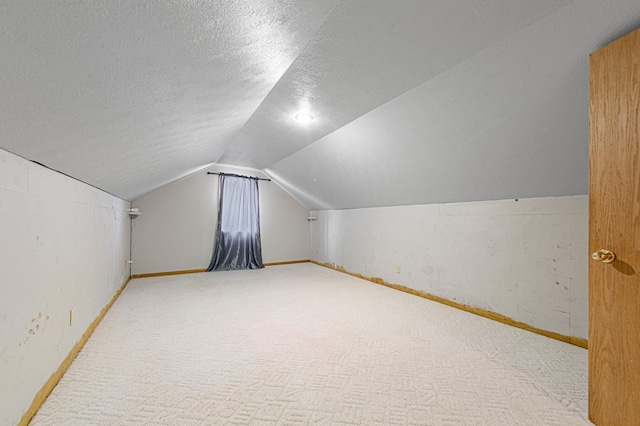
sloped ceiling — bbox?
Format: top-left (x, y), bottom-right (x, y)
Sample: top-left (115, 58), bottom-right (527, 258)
top-left (1, 1), bottom-right (640, 208)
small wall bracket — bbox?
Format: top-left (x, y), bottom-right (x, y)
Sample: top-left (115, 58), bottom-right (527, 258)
top-left (128, 208), bottom-right (142, 218)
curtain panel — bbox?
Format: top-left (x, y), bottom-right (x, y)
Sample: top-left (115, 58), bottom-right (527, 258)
top-left (207, 174), bottom-right (264, 271)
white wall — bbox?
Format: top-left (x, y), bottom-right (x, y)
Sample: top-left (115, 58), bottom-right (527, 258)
top-left (131, 165), bottom-right (309, 275)
top-left (0, 148), bottom-right (131, 426)
top-left (311, 195), bottom-right (588, 339)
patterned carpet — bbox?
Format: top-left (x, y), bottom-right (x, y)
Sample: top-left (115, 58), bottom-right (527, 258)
top-left (31, 263), bottom-right (591, 425)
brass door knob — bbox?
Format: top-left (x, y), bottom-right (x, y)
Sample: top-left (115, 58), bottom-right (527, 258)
top-left (591, 249), bottom-right (616, 263)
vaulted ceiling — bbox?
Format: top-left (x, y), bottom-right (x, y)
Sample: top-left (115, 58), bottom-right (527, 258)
top-left (2, 1), bottom-right (640, 209)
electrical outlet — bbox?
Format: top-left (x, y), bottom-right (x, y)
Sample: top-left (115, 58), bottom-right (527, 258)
top-left (69, 309), bottom-right (74, 326)
top-left (396, 265), bottom-right (401, 273)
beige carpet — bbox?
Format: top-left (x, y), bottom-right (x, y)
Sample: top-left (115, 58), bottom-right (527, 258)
top-left (31, 263), bottom-right (591, 425)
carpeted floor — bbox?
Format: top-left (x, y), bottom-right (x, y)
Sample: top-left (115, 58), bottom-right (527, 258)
top-left (31, 263), bottom-right (591, 425)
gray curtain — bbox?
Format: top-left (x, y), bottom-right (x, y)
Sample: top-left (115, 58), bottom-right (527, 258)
top-left (207, 174), bottom-right (264, 271)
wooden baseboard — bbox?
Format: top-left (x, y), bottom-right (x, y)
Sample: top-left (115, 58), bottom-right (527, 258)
top-left (311, 260), bottom-right (588, 349)
top-left (264, 259), bottom-right (310, 267)
top-left (131, 269), bottom-right (207, 279)
top-left (18, 275), bottom-right (132, 426)
top-left (131, 261), bottom-right (310, 278)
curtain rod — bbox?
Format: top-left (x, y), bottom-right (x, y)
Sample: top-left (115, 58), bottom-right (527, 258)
top-left (207, 171), bottom-right (271, 182)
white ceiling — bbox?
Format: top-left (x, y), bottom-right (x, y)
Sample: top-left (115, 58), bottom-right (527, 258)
top-left (2, 1), bottom-right (640, 208)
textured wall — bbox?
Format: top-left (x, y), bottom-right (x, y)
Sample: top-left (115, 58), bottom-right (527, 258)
top-left (131, 165), bottom-right (309, 275)
top-left (311, 195), bottom-right (588, 339)
top-left (0, 148), bottom-right (131, 426)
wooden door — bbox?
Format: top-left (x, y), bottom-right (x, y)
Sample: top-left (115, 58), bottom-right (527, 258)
top-left (589, 27), bottom-right (640, 426)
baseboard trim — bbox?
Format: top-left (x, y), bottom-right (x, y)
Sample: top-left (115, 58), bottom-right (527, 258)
top-left (131, 269), bottom-right (207, 279)
top-left (18, 275), bottom-right (132, 426)
top-left (264, 259), bottom-right (310, 267)
top-left (131, 261), bottom-right (311, 278)
top-left (311, 261), bottom-right (588, 349)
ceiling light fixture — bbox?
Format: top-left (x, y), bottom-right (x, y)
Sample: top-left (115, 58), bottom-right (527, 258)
top-left (295, 113), bottom-right (314, 123)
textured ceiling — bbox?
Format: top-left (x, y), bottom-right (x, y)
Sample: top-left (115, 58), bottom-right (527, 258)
top-left (1, 1), bottom-right (640, 207)
top-left (0, 0), bottom-right (339, 200)
top-left (217, 0), bottom-right (571, 169)
top-left (268, 0), bottom-right (640, 209)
